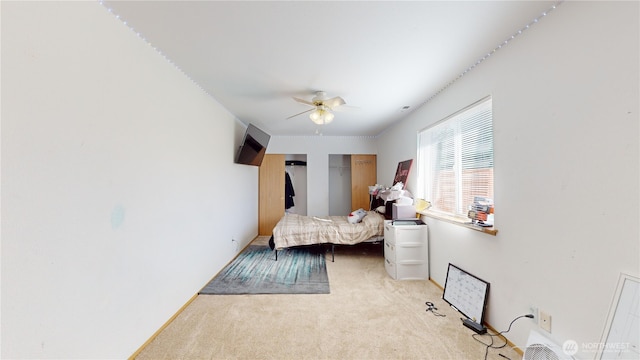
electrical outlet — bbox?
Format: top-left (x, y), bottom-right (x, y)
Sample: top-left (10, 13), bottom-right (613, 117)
top-left (540, 310), bottom-right (552, 332)
top-left (529, 306), bottom-right (538, 323)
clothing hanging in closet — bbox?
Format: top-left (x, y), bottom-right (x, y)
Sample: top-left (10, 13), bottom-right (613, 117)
top-left (285, 171), bottom-right (295, 209)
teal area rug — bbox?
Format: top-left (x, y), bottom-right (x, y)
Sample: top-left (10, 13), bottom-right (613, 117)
top-left (199, 245), bottom-right (330, 295)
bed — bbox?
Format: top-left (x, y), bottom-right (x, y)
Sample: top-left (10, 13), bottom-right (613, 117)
top-left (269, 210), bottom-right (385, 261)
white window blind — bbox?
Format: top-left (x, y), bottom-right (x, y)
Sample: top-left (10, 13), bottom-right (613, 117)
top-left (417, 96), bottom-right (493, 218)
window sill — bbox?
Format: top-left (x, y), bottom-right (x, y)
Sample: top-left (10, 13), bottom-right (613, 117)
top-left (418, 210), bottom-right (498, 236)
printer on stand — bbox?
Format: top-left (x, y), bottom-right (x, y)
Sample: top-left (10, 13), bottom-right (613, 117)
top-left (392, 202), bottom-right (417, 220)
top-left (372, 183), bottom-right (416, 220)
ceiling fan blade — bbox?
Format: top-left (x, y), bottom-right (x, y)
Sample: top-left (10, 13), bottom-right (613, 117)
top-left (332, 104), bottom-right (360, 112)
top-left (292, 97), bottom-right (315, 106)
top-left (286, 108), bottom-right (313, 119)
top-left (324, 96), bottom-right (346, 109)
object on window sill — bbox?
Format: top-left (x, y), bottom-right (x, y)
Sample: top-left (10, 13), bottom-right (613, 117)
top-left (414, 199), bottom-right (431, 212)
top-left (419, 209), bottom-right (498, 236)
top-left (467, 196), bottom-right (494, 227)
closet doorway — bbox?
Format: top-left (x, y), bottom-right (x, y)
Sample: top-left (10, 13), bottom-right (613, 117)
top-left (285, 154), bottom-right (307, 216)
top-left (329, 155), bottom-right (352, 216)
top-left (258, 154), bottom-right (307, 236)
top-left (329, 154), bottom-right (376, 216)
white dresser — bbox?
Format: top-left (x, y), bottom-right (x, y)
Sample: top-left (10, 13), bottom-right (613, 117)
top-left (384, 219), bottom-right (429, 280)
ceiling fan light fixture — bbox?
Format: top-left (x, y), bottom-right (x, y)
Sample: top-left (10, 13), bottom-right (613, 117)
top-left (310, 108), bottom-right (334, 125)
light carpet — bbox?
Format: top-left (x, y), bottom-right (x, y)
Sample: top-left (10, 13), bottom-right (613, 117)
top-left (135, 237), bottom-right (523, 360)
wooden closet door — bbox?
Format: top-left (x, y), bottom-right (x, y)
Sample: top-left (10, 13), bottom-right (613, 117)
top-left (259, 154), bottom-right (285, 236)
top-left (351, 154), bottom-right (377, 211)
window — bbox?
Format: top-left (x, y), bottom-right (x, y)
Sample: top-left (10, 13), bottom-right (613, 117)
top-left (417, 96), bottom-right (493, 220)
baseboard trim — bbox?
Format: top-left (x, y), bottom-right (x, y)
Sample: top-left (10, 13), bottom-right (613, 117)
top-left (128, 292), bottom-right (199, 360)
top-left (129, 236), bottom-right (259, 359)
top-left (484, 322), bottom-right (524, 356)
top-left (428, 278), bottom-right (523, 356)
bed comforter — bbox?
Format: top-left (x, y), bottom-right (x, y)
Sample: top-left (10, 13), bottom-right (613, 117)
top-left (272, 211), bottom-right (385, 250)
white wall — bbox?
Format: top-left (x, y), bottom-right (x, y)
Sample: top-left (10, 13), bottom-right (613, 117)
top-left (377, 2), bottom-right (639, 358)
top-left (4, 1), bottom-right (637, 359)
top-left (268, 136), bottom-right (377, 216)
top-left (1, 2), bottom-right (258, 358)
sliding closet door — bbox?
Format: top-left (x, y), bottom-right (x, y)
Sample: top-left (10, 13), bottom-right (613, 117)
top-left (351, 154), bottom-right (376, 211)
top-left (259, 154), bottom-right (285, 236)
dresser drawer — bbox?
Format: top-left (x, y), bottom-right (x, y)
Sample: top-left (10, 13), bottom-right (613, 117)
top-left (385, 257), bottom-right (397, 279)
top-left (385, 240), bottom-right (427, 262)
top-left (384, 222), bottom-right (427, 245)
top-left (394, 242), bottom-right (427, 262)
top-left (384, 240), bottom-right (396, 260)
top-left (386, 258), bottom-right (429, 280)
top-left (383, 220), bottom-right (429, 280)
top-left (395, 260), bottom-right (429, 280)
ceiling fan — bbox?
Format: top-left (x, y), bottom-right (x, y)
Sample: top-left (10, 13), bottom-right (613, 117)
top-left (286, 91), bottom-right (347, 125)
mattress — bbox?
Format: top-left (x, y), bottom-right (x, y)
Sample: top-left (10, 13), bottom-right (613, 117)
top-left (272, 211), bottom-right (385, 250)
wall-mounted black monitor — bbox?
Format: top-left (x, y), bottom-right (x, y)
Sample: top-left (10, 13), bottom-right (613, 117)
top-left (235, 123), bottom-right (270, 166)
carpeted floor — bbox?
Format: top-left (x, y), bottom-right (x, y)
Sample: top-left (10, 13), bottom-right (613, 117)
top-left (199, 245), bottom-right (329, 295)
top-left (134, 237), bottom-right (523, 360)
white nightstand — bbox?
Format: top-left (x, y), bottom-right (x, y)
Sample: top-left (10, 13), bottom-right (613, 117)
top-left (384, 219), bottom-right (429, 280)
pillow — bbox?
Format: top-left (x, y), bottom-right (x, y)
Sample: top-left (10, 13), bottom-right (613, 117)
top-left (348, 208), bottom-right (367, 224)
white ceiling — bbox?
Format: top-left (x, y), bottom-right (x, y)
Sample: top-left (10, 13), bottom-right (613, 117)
top-left (101, 1), bottom-right (556, 137)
